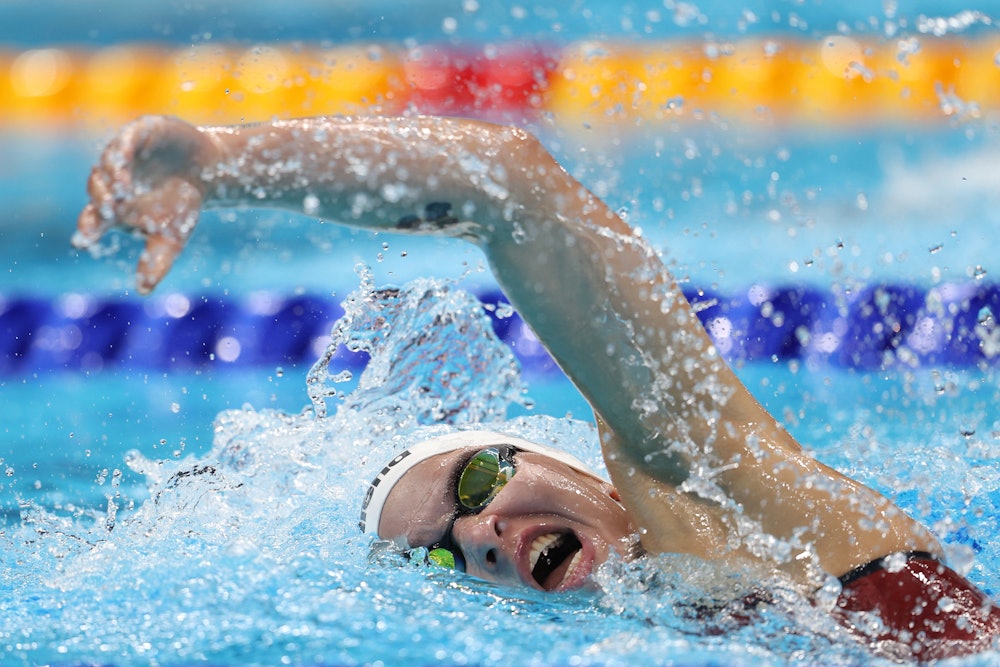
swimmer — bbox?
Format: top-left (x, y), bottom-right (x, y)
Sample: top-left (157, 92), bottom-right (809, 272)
top-left (74, 115), bottom-right (1000, 660)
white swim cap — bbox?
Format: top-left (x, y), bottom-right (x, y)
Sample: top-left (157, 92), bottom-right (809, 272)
top-left (358, 429), bottom-right (603, 535)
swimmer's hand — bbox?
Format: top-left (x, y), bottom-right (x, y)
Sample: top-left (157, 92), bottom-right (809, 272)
top-left (73, 115), bottom-right (221, 294)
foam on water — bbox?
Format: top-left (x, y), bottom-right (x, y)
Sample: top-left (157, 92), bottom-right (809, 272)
top-left (2, 276), bottom-right (1000, 665)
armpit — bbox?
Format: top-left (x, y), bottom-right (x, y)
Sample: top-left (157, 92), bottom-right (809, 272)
top-left (395, 201), bottom-right (481, 241)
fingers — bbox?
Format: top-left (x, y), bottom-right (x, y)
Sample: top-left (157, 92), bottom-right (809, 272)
top-left (72, 204), bottom-right (104, 249)
top-left (136, 234), bottom-right (184, 295)
top-left (132, 178), bottom-right (203, 294)
top-left (74, 167), bottom-right (117, 248)
top-left (74, 117), bottom-right (208, 294)
top-left (75, 117), bottom-right (158, 248)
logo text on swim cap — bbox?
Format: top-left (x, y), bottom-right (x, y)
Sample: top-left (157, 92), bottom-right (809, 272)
top-left (358, 449), bottom-right (412, 532)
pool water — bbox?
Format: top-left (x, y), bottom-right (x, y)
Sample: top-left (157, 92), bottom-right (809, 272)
top-left (3, 276), bottom-right (1000, 666)
top-left (5, 0), bottom-right (1000, 664)
top-left (0, 274), bottom-right (1000, 664)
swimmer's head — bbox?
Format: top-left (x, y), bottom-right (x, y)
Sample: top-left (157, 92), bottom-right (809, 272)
top-left (360, 430), bottom-right (637, 591)
top-left (358, 430), bottom-right (599, 534)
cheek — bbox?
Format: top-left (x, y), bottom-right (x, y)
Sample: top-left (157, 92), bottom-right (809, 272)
top-left (542, 479), bottom-right (620, 520)
top-left (381, 487), bottom-right (451, 545)
top-left (573, 486), bottom-right (633, 541)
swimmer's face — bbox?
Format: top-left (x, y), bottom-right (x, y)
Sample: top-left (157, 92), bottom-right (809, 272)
top-left (378, 447), bottom-right (636, 592)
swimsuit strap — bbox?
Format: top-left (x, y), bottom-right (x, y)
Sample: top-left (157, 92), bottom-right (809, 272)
top-left (836, 550), bottom-right (940, 587)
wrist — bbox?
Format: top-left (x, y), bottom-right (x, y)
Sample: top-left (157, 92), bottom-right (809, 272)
top-left (198, 126), bottom-right (241, 205)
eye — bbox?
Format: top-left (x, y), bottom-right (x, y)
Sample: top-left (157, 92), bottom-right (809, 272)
top-left (456, 447), bottom-right (516, 511)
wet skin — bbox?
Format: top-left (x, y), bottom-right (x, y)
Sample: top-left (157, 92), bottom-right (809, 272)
top-left (378, 448), bottom-right (637, 591)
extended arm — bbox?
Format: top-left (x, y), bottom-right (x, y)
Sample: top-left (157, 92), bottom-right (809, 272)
top-left (75, 115), bottom-right (939, 581)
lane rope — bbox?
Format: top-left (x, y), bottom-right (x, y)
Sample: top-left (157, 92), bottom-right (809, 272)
top-left (3, 284), bottom-right (999, 374)
top-left (2, 37), bottom-right (998, 129)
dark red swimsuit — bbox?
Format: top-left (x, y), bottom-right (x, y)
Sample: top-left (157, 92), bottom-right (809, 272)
top-left (834, 552), bottom-right (1000, 661)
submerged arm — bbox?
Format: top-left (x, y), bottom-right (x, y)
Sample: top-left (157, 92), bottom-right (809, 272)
top-left (75, 115), bottom-right (939, 579)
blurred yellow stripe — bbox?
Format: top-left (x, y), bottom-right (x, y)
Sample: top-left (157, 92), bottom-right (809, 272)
top-left (1, 38), bottom-right (997, 130)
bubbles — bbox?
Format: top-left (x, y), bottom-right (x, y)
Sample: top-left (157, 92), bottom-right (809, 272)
top-left (916, 10), bottom-right (993, 36)
top-left (307, 275), bottom-right (526, 423)
top-left (302, 194), bottom-right (320, 215)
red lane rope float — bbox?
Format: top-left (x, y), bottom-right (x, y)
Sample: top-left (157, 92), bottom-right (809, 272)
top-left (1, 38), bottom-right (998, 129)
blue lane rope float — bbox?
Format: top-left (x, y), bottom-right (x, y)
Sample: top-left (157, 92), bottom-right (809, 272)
top-left (2, 285), bottom-right (1000, 375)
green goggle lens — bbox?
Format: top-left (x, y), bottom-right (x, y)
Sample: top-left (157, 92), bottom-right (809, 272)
top-left (456, 447), bottom-right (516, 510)
top-left (427, 547), bottom-right (456, 569)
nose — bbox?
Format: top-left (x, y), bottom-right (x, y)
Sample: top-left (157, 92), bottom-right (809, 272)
top-left (452, 513), bottom-right (507, 572)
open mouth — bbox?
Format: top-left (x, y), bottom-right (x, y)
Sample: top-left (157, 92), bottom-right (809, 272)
top-left (529, 531), bottom-right (583, 590)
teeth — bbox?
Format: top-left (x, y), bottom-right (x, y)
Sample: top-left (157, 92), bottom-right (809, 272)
top-left (529, 533), bottom-right (561, 571)
top-left (566, 550), bottom-right (582, 576)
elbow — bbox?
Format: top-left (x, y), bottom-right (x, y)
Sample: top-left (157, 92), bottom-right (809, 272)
top-left (496, 124), bottom-right (559, 172)
top-left (463, 119), bottom-right (561, 178)
top-left (469, 122), bottom-right (570, 210)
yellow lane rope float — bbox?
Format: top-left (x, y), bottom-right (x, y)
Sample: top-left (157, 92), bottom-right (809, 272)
top-left (1, 37), bottom-right (997, 129)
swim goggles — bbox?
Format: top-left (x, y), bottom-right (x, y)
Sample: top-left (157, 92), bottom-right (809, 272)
top-left (359, 429), bottom-right (602, 542)
top-left (424, 445), bottom-right (517, 571)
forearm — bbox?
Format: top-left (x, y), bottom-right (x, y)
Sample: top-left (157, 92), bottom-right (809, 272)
top-left (716, 430), bottom-right (941, 576)
top-left (201, 116), bottom-right (520, 238)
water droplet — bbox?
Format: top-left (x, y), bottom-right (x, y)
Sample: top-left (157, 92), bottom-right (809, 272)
top-left (171, 402), bottom-right (181, 414)
top-left (303, 194), bottom-right (320, 215)
top-left (330, 370), bottom-right (353, 383)
top-left (510, 221), bottom-right (527, 244)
